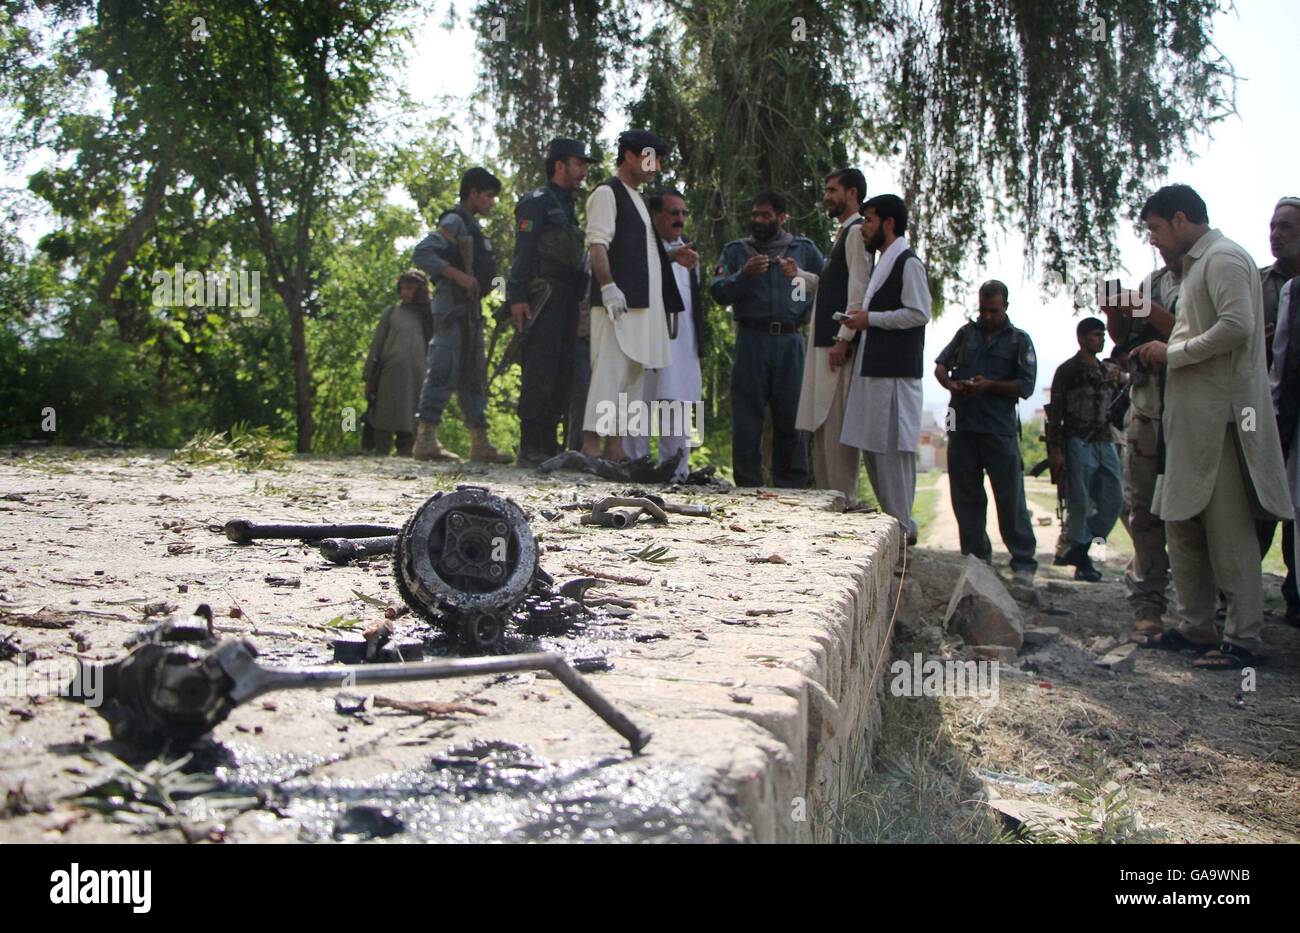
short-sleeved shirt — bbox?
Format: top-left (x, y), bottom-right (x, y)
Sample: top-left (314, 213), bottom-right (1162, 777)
top-left (935, 317), bottom-right (1037, 436)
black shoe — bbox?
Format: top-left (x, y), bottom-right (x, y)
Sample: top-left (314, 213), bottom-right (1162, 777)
top-left (1286, 604), bottom-right (1300, 628)
top-left (1074, 546), bottom-right (1102, 582)
top-left (1054, 543), bottom-right (1081, 567)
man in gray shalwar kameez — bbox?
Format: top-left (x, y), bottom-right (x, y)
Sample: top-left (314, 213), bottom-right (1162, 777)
top-left (1133, 185), bottom-right (1293, 669)
top-left (363, 269), bottom-right (434, 456)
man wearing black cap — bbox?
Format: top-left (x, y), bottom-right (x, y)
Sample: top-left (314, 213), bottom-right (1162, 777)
top-left (507, 138), bottom-right (598, 465)
top-left (1046, 317), bottom-right (1126, 581)
top-left (581, 129), bottom-right (682, 461)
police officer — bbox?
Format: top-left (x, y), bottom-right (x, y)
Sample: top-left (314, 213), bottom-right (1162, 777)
top-left (411, 166), bottom-right (513, 464)
top-left (710, 192), bottom-right (824, 487)
top-left (934, 280), bottom-right (1039, 582)
top-left (507, 138), bottom-right (598, 465)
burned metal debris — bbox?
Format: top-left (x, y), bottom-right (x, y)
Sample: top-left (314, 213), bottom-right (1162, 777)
top-left (72, 608), bottom-right (651, 753)
top-left (221, 520), bottom-right (400, 544)
top-left (392, 485), bottom-right (544, 647)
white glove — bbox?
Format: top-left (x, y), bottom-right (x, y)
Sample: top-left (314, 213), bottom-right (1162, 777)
top-left (601, 283), bottom-right (628, 321)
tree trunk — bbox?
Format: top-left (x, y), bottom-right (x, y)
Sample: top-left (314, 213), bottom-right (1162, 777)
top-left (286, 291), bottom-right (315, 453)
top-left (96, 159), bottom-right (172, 304)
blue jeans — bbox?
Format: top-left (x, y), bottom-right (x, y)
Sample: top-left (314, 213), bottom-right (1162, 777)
top-left (417, 311), bottom-right (488, 427)
top-left (1065, 437), bottom-right (1122, 546)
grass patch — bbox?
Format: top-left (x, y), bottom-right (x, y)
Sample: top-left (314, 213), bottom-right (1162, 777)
top-left (171, 423), bottom-right (290, 471)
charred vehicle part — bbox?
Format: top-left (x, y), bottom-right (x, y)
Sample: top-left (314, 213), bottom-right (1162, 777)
top-left (393, 486), bottom-right (543, 647)
top-left (73, 609), bottom-right (650, 754)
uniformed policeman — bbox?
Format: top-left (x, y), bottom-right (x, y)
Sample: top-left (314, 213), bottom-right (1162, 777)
top-left (710, 192), bottom-right (824, 487)
top-left (411, 166), bottom-right (512, 464)
top-left (934, 281), bottom-right (1039, 582)
top-left (507, 138), bottom-right (598, 465)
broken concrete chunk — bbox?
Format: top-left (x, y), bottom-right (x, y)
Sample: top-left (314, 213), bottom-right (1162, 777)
top-left (943, 555), bottom-right (1024, 649)
top-left (987, 798), bottom-right (1076, 839)
top-left (1095, 642), bottom-right (1138, 672)
top-left (1023, 626), bottom-right (1061, 646)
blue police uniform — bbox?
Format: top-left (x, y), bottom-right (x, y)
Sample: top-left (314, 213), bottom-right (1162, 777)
top-left (935, 317), bottom-right (1039, 572)
top-left (710, 235), bottom-right (824, 487)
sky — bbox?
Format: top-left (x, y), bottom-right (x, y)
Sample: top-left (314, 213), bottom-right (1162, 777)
top-left (400, 0), bottom-right (1299, 421)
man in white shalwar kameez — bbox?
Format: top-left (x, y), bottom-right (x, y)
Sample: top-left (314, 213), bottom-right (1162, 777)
top-left (796, 169), bottom-right (871, 506)
top-left (841, 194), bottom-right (932, 543)
top-left (624, 189), bottom-right (705, 481)
top-left (582, 130), bottom-right (678, 461)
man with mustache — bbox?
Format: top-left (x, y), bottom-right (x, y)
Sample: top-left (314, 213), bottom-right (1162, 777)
top-left (710, 192), bottom-right (824, 487)
top-left (623, 189), bottom-right (708, 481)
top-left (1133, 184), bottom-right (1292, 669)
top-left (1256, 196), bottom-right (1300, 625)
top-left (506, 137), bottom-right (598, 466)
top-left (796, 169), bottom-right (871, 506)
top-left (841, 194), bottom-right (933, 544)
top-left (581, 129), bottom-right (682, 461)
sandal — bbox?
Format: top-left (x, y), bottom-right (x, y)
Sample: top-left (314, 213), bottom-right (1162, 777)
top-left (1138, 628), bottom-right (1214, 653)
top-left (1128, 619), bottom-right (1164, 647)
top-left (1192, 642), bottom-right (1265, 671)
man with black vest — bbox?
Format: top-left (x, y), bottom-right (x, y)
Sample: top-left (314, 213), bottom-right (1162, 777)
top-left (581, 129), bottom-right (681, 461)
top-left (411, 166), bottom-right (513, 464)
top-left (507, 138), bottom-right (597, 466)
top-left (624, 188), bottom-right (709, 481)
top-left (841, 194), bottom-right (932, 543)
top-left (710, 192), bottom-right (824, 487)
top-left (796, 169), bottom-right (871, 506)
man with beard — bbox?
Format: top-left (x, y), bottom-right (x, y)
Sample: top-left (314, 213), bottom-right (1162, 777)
top-left (1256, 196), bottom-right (1300, 625)
top-left (1133, 184), bottom-right (1292, 669)
top-left (411, 166), bottom-right (513, 463)
top-left (796, 169), bottom-right (871, 505)
top-left (624, 189), bottom-right (708, 481)
top-left (582, 130), bottom-right (682, 461)
top-left (507, 138), bottom-right (598, 466)
top-left (840, 194), bottom-right (932, 543)
top-left (710, 192), bottom-right (823, 487)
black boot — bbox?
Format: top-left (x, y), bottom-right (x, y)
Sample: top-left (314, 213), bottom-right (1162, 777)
top-left (518, 421), bottom-right (549, 467)
top-left (1074, 542), bottom-right (1102, 583)
top-left (1054, 543), bottom-right (1081, 567)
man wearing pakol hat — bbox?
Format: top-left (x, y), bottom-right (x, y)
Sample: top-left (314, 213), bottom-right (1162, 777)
top-left (581, 129), bottom-right (682, 461)
top-left (1046, 316), bottom-right (1126, 582)
top-left (507, 138), bottom-right (598, 465)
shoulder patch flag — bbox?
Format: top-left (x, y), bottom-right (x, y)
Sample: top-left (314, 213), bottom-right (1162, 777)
top-left (518, 219), bottom-right (535, 233)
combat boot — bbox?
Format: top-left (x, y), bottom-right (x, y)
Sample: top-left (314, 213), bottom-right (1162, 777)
top-left (1074, 542), bottom-right (1102, 583)
top-left (412, 420), bottom-right (461, 462)
top-left (469, 425), bottom-right (513, 464)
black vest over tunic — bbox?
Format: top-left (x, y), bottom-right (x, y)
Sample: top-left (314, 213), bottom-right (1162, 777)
top-left (589, 177), bottom-right (683, 316)
top-left (813, 217), bottom-right (864, 347)
top-left (860, 248), bottom-right (926, 378)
